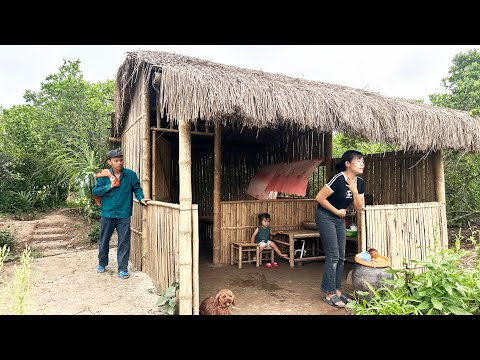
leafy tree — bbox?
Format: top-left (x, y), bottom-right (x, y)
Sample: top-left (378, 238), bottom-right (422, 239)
top-left (332, 132), bottom-right (400, 158)
top-left (430, 48), bottom-right (480, 225)
top-left (0, 59), bottom-right (114, 214)
top-left (430, 49), bottom-right (480, 117)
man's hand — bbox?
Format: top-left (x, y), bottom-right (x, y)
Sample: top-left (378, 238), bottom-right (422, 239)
top-left (141, 198), bottom-right (151, 206)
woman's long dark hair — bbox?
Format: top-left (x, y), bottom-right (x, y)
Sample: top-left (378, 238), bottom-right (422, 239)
top-left (337, 150), bottom-right (364, 172)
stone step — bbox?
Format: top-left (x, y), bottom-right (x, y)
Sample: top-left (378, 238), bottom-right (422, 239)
top-left (29, 239), bottom-right (72, 250)
top-left (34, 221), bottom-right (71, 228)
top-left (33, 227), bottom-right (67, 235)
top-left (29, 234), bottom-right (73, 242)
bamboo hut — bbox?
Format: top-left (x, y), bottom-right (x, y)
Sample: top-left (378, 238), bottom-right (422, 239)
top-left (112, 50), bottom-right (480, 314)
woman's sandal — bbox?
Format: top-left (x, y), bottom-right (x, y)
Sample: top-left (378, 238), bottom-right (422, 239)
top-left (323, 294), bottom-right (346, 308)
top-left (338, 293), bottom-right (353, 303)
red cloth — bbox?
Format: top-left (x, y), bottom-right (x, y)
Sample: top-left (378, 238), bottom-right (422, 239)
top-left (246, 158), bottom-right (324, 199)
top-left (93, 169), bottom-right (120, 206)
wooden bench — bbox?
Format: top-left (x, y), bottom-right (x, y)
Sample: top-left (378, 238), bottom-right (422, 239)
top-left (230, 242), bottom-right (274, 269)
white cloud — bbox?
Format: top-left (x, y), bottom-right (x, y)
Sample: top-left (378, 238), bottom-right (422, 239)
top-left (0, 45), bottom-right (478, 108)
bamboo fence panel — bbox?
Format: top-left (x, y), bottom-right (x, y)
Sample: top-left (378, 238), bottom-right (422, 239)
top-left (143, 200), bottom-right (182, 292)
top-left (363, 202), bottom-right (447, 272)
top-left (219, 199), bottom-right (317, 263)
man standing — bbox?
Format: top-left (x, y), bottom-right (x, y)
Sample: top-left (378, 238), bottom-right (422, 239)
top-left (92, 149), bottom-right (150, 279)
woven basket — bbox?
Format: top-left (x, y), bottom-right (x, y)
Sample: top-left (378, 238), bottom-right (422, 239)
top-left (302, 221), bottom-right (318, 231)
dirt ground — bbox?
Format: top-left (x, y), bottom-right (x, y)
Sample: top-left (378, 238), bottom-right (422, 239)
top-left (0, 208), bottom-right (473, 315)
top-left (0, 209), bottom-right (160, 315)
top-left (199, 251), bottom-right (354, 315)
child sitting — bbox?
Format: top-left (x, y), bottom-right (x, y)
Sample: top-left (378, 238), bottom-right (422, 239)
top-left (251, 212), bottom-right (288, 267)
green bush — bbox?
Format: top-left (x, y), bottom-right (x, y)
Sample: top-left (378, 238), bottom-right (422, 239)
top-left (0, 229), bottom-right (16, 251)
top-left (347, 235), bottom-right (480, 315)
top-left (88, 222), bottom-right (101, 243)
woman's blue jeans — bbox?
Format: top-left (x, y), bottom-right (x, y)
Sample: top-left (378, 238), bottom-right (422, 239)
top-left (316, 209), bottom-right (346, 295)
top-left (98, 217), bottom-right (131, 273)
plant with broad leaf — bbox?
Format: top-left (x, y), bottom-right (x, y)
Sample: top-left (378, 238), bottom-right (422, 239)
top-left (156, 282), bottom-right (179, 315)
top-left (346, 230), bottom-right (480, 315)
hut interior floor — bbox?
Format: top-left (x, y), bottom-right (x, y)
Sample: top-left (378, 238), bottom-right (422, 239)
top-left (199, 244), bottom-right (356, 315)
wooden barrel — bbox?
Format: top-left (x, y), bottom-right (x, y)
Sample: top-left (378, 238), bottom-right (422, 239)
top-left (352, 264), bottom-right (393, 293)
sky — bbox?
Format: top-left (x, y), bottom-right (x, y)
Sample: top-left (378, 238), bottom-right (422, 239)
top-left (0, 45), bottom-right (479, 109)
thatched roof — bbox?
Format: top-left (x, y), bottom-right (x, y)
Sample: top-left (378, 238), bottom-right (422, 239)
top-left (114, 50), bottom-right (480, 152)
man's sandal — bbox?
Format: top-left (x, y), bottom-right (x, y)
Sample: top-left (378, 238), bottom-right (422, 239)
top-left (118, 271), bottom-right (130, 279)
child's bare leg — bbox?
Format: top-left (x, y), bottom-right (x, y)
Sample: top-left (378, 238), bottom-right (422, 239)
top-left (258, 245), bottom-right (266, 259)
top-left (269, 241), bottom-right (288, 258)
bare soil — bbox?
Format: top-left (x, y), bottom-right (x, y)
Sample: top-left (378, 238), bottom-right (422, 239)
top-left (0, 209), bottom-right (160, 315)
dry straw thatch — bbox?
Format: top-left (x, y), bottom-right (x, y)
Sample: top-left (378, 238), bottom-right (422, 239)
top-left (114, 50), bottom-right (480, 152)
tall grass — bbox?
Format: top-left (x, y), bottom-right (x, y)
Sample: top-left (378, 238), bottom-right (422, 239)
top-left (0, 245), bottom-right (33, 315)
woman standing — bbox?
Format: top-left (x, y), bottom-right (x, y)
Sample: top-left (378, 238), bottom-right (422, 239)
top-left (315, 150), bottom-right (365, 308)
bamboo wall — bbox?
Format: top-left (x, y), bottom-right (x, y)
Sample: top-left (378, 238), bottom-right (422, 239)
top-left (122, 71), bottom-right (146, 178)
top-left (122, 71), bottom-right (147, 271)
top-left (363, 202), bottom-right (448, 271)
top-left (171, 127), bottom-right (327, 217)
top-left (219, 199), bottom-right (317, 263)
top-left (360, 151), bottom-right (436, 205)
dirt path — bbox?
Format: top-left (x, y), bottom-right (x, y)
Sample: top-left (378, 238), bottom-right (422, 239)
top-left (1, 209), bottom-right (159, 315)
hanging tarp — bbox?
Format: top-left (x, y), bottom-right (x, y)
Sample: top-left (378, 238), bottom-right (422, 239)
top-left (246, 158), bottom-right (324, 199)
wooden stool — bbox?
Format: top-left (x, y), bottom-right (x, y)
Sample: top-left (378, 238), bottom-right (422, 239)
top-left (230, 242), bottom-right (258, 269)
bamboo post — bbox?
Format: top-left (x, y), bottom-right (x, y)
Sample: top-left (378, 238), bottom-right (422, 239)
top-left (178, 120), bottom-right (193, 315)
top-left (213, 121), bottom-right (222, 264)
top-left (141, 77), bottom-right (151, 272)
top-left (325, 132), bottom-right (333, 180)
top-left (360, 208), bottom-right (366, 252)
top-left (152, 131), bottom-right (157, 201)
top-left (433, 150), bottom-right (448, 247)
top-left (192, 204), bottom-right (199, 315)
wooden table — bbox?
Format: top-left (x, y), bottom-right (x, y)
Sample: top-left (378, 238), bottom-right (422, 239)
top-left (273, 230), bottom-right (323, 268)
top-left (274, 229), bottom-right (357, 268)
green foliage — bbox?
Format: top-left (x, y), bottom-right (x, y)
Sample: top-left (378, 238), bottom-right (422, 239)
top-left (0, 230), bottom-right (16, 251)
top-left (156, 282), bottom-right (179, 315)
top-left (429, 48), bottom-right (480, 116)
top-left (88, 221), bottom-right (101, 244)
top-left (0, 245), bottom-right (33, 315)
top-left (0, 59), bottom-right (113, 215)
top-left (443, 151), bottom-right (480, 225)
top-left (347, 234), bottom-right (480, 315)
top-left (429, 48), bottom-right (480, 225)
top-left (332, 133), bottom-right (400, 158)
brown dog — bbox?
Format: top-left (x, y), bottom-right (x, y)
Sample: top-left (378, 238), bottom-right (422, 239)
top-left (199, 289), bottom-right (235, 315)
